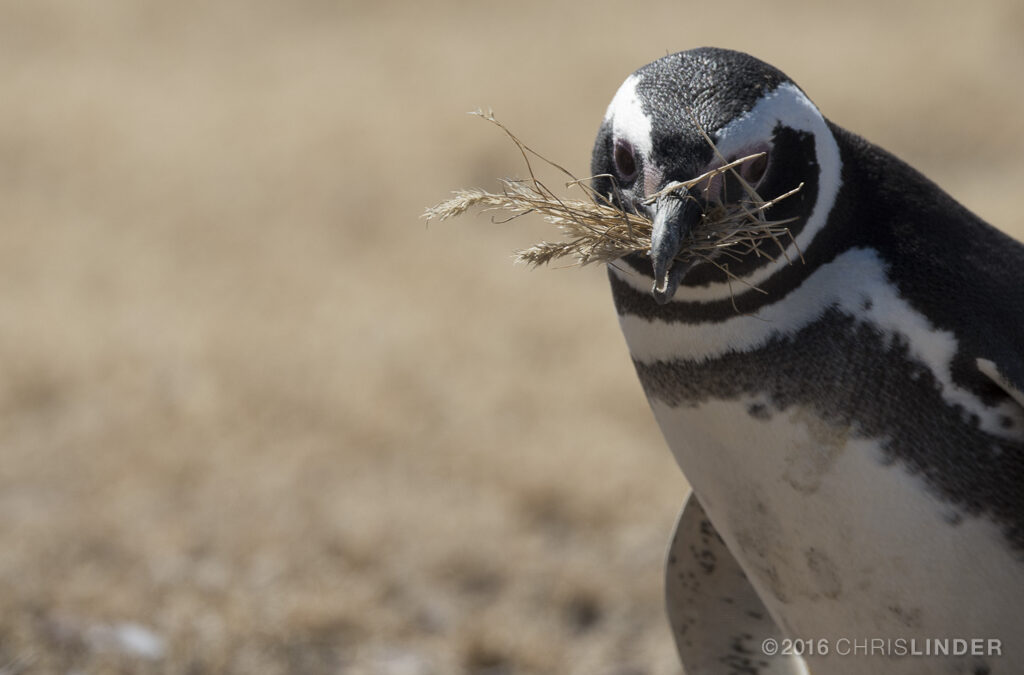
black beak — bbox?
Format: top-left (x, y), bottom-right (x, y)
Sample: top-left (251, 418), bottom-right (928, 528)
top-left (649, 182), bottom-right (702, 304)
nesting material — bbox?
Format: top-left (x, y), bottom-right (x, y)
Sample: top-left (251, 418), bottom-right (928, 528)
top-left (424, 111), bottom-right (803, 290)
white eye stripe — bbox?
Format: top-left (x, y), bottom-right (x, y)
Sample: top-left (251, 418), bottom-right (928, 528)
top-left (605, 74), bottom-right (654, 164)
top-left (662, 83), bottom-right (839, 302)
top-left (713, 83), bottom-right (824, 156)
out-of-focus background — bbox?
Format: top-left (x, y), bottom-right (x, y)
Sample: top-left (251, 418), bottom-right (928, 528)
top-left (0, 2), bottom-right (1021, 673)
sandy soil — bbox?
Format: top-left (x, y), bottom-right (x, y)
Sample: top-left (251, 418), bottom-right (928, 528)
top-left (0, 2), bottom-right (1021, 673)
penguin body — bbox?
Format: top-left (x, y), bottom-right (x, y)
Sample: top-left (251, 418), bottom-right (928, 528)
top-left (591, 48), bottom-right (1024, 674)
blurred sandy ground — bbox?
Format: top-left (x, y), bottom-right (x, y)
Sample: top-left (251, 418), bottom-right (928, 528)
top-left (0, 1), bottom-right (1020, 673)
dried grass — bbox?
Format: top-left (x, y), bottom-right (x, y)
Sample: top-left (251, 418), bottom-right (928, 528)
top-left (424, 111), bottom-right (804, 292)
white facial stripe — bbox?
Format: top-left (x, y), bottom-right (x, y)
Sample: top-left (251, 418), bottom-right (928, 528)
top-left (618, 247), bottom-right (1024, 438)
top-left (604, 74), bottom-right (654, 162)
top-left (691, 83), bottom-right (840, 302)
top-left (713, 82), bottom-right (826, 157)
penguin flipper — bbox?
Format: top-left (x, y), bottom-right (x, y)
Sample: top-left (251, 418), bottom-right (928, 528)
top-left (666, 493), bottom-right (809, 675)
top-left (977, 357), bottom-right (1024, 413)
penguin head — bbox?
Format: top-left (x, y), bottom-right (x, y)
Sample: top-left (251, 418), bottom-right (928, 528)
top-left (592, 48), bottom-right (840, 303)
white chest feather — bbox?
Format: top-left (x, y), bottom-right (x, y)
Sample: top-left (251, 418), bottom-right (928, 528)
top-left (653, 397), bottom-right (1024, 672)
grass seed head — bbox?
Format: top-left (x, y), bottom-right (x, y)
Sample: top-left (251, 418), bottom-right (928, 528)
top-left (423, 111), bottom-right (804, 289)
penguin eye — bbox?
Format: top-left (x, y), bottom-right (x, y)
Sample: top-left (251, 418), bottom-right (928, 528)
top-left (739, 151), bottom-right (769, 185)
top-left (613, 139), bottom-right (639, 183)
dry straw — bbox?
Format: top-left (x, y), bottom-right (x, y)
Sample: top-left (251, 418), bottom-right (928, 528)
top-left (424, 111), bottom-right (804, 294)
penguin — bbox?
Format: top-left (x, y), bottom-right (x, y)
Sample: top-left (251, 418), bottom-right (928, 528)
top-left (590, 48), bottom-right (1024, 674)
